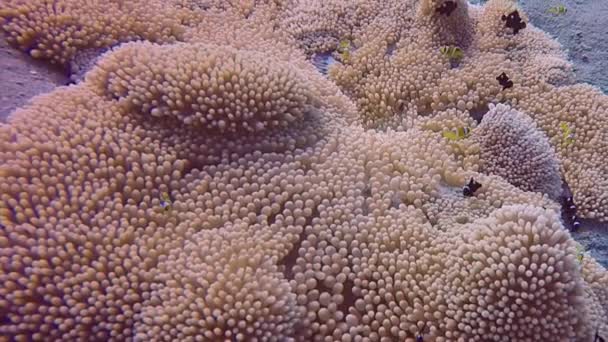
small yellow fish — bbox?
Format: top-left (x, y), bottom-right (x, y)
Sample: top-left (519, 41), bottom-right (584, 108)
top-left (338, 39), bottom-right (352, 62)
top-left (548, 5), bottom-right (567, 15)
top-left (442, 126), bottom-right (471, 141)
top-left (439, 46), bottom-right (464, 61)
top-left (160, 192), bottom-right (172, 212)
top-left (340, 50), bottom-right (351, 62)
top-left (575, 243), bottom-right (585, 264)
top-left (560, 122), bottom-right (575, 146)
top-left (338, 39), bottom-right (351, 52)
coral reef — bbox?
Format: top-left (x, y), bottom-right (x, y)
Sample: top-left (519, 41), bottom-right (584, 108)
top-left (0, 0), bottom-right (186, 66)
top-left (470, 103), bottom-right (563, 200)
top-left (1, 0), bottom-right (607, 341)
top-left (89, 42), bottom-right (320, 133)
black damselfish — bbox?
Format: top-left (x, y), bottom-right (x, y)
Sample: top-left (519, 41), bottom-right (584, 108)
top-left (463, 178), bottom-right (482, 197)
top-left (501, 10), bottom-right (526, 34)
top-left (416, 322), bottom-right (428, 342)
top-left (564, 196), bottom-right (581, 232)
top-left (436, 1), bottom-right (457, 16)
top-left (496, 72), bottom-right (513, 90)
top-left (595, 329), bottom-right (606, 342)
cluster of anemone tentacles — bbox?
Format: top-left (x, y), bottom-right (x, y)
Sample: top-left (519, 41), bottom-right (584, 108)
top-left (1, 0), bottom-right (608, 341)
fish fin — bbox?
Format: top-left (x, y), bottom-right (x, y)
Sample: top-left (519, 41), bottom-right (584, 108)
top-left (454, 49), bottom-right (463, 60)
top-left (455, 127), bottom-right (465, 138)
